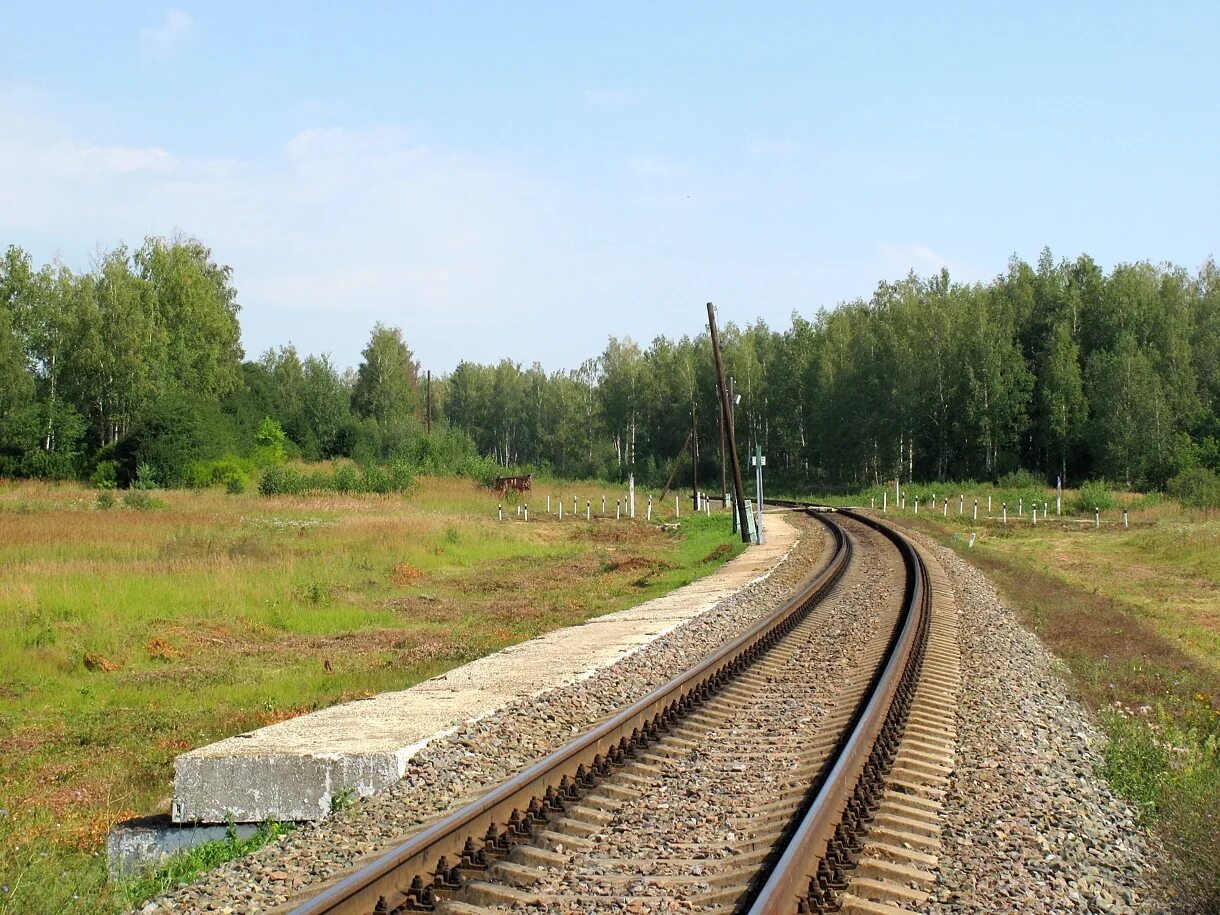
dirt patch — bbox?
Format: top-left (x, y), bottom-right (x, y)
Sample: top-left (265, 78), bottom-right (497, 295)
top-left (385, 594), bottom-right (461, 622)
top-left (390, 562), bottom-right (425, 586)
top-left (146, 636), bottom-right (177, 660)
top-left (82, 652), bottom-right (120, 672)
top-left (603, 555), bottom-right (673, 574)
top-left (384, 635), bottom-right (481, 670)
top-left (700, 543), bottom-right (734, 563)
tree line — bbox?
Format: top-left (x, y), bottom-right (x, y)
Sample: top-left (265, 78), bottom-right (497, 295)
top-left (2, 238), bottom-right (1217, 492)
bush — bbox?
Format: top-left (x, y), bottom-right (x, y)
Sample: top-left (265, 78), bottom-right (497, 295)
top-left (95, 489), bottom-right (116, 510)
top-left (122, 489), bottom-right (160, 511)
top-left (258, 465), bottom-right (305, 496)
top-left (187, 455), bottom-right (251, 493)
top-left (1168, 466), bottom-right (1220, 510)
top-left (996, 468), bottom-right (1043, 489)
top-left (252, 417), bottom-right (288, 468)
top-left (1071, 479), bottom-right (1115, 514)
top-left (257, 461), bottom-right (414, 497)
top-left (89, 460), bottom-right (119, 489)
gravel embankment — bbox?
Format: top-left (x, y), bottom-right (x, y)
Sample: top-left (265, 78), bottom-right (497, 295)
top-left (143, 514), bottom-right (826, 913)
top-left (910, 532), bottom-right (1164, 915)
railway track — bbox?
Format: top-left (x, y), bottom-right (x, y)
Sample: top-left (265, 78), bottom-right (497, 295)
top-left (287, 508), bottom-right (958, 915)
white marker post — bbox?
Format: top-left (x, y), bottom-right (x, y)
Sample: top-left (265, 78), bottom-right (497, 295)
top-left (586, 500), bottom-right (591, 521)
top-left (1002, 503), bottom-right (1007, 524)
top-left (914, 498), bottom-right (919, 514)
top-left (959, 494), bottom-right (964, 514)
top-left (498, 504), bottom-right (503, 522)
top-left (558, 500), bottom-right (563, 520)
top-left (523, 504), bottom-right (528, 522)
top-left (987, 494), bottom-right (992, 515)
top-left (629, 475), bottom-right (636, 519)
top-left (602, 495), bottom-right (606, 515)
top-left (882, 491), bottom-right (888, 513)
top-left (973, 499), bottom-right (978, 521)
top-left (1095, 508), bottom-right (1100, 529)
top-left (675, 495), bottom-right (680, 517)
top-left (647, 496), bottom-right (652, 522)
top-left (616, 499), bottom-right (620, 520)
top-left (547, 494), bottom-right (551, 513)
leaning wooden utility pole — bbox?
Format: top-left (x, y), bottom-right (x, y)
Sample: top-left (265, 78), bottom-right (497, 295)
top-left (707, 302), bottom-right (752, 543)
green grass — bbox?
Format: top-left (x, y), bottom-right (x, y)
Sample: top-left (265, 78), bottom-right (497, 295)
top-left (794, 482), bottom-right (1219, 911)
top-left (0, 476), bottom-right (742, 914)
top-left (115, 822), bottom-right (294, 912)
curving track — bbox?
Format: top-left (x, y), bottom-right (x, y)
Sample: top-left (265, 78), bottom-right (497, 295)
top-left (286, 508), bottom-right (958, 915)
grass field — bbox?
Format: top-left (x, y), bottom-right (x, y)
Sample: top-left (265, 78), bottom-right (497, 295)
top-left (0, 476), bottom-right (741, 914)
top-left (800, 483), bottom-right (1219, 910)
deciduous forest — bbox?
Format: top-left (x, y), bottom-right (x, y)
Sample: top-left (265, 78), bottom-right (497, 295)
top-left (2, 238), bottom-right (1218, 493)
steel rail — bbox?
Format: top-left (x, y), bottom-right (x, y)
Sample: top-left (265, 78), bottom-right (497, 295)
top-left (290, 510), bottom-right (851, 915)
top-left (745, 507), bottom-right (931, 914)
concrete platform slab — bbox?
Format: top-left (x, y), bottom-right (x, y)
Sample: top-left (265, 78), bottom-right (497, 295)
top-left (172, 514), bottom-right (798, 824)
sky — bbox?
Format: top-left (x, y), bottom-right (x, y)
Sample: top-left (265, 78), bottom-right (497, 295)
top-left (2, 2), bottom-right (1217, 373)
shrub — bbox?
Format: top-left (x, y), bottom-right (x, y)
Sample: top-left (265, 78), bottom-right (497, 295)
top-left (133, 462), bottom-right (159, 490)
top-left (258, 465), bottom-right (304, 496)
top-left (257, 461), bottom-right (414, 497)
top-left (1071, 479), bottom-right (1115, 514)
top-left (187, 455), bottom-right (252, 493)
top-left (1168, 466), bottom-right (1220, 510)
top-left (996, 468), bottom-right (1043, 489)
top-left (96, 489), bottom-right (116, 510)
top-left (253, 417), bottom-right (288, 468)
top-left (89, 460), bottom-right (119, 489)
top-left (122, 489), bottom-right (160, 511)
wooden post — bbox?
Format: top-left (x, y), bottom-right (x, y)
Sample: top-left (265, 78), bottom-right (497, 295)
top-left (709, 303), bottom-right (751, 543)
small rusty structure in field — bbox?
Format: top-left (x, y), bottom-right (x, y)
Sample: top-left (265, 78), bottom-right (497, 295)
top-left (493, 475), bottom-right (532, 497)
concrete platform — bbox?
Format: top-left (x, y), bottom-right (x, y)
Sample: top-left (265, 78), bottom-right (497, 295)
top-left (172, 514), bottom-right (799, 824)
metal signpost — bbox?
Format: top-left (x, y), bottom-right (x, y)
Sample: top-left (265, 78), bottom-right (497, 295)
top-left (751, 444), bottom-right (766, 545)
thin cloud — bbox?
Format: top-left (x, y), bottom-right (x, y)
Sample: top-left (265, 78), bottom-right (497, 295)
top-left (139, 9), bottom-right (193, 59)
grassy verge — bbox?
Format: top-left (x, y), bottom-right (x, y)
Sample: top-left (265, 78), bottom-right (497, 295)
top-left (0, 476), bottom-right (742, 914)
top-left (800, 486), bottom-right (1218, 910)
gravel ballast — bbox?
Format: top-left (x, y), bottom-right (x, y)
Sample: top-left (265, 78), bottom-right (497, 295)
top-left (908, 530), bottom-right (1164, 915)
top-left (141, 513), bottom-right (828, 913)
